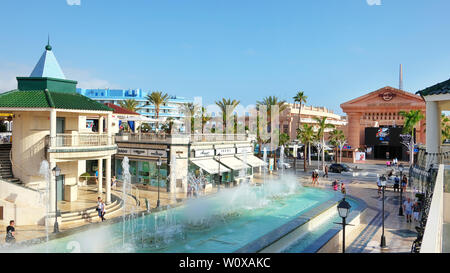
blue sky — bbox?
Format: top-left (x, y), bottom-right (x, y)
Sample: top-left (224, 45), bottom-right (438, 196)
top-left (0, 0), bottom-right (449, 114)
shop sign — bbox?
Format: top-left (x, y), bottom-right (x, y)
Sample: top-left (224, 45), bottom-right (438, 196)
top-left (215, 147), bottom-right (236, 155)
top-left (195, 149), bottom-right (214, 157)
top-left (148, 149), bottom-right (167, 158)
top-left (236, 146), bottom-right (253, 154)
top-left (118, 148), bottom-right (131, 155)
top-left (131, 149), bottom-right (147, 156)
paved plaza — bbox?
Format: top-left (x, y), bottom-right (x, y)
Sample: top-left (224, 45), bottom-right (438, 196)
top-left (0, 161), bottom-right (420, 253)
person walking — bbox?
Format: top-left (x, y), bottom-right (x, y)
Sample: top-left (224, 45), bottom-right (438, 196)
top-left (401, 175), bottom-right (408, 192)
top-left (101, 200), bottom-right (106, 221)
top-left (323, 165), bottom-right (329, 178)
top-left (341, 182), bottom-right (346, 195)
top-left (393, 175), bottom-right (400, 192)
top-left (403, 197), bottom-right (414, 223)
top-left (97, 197), bottom-right (104, 221)
top-left (377, 175), bottom-right (382, 197)
top-left (111, 175), bottom-right (117, 190)
top-left (413, 201), bottom-right (421, 222)
top-left (5, 220), bottom-right (16, 244)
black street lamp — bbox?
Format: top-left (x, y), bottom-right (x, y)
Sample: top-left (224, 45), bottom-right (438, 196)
top-left (337, 198), bottom-right (351, 253)
top-left (380, 177), bottom-right (387, 248)
top-left (52, 165), bottom-right (61, 233)
top-left (398, 164), bottom-right (404, 216)
top-left (156, 156), bottom-right (161, 208)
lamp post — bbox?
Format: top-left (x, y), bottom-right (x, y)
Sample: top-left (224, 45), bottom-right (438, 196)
top-left (380, 177), bottom-right (387, 248)
top-left (156, 156), bottom-right (161, 208)
top-left (216, 153), bottom-right (221, 192)
top-left (52, 165), bottom-right (61, 233)
top-left (337, 198), bottom-right (351, 253)
top-left (398, 164), bottom-right (404, 216)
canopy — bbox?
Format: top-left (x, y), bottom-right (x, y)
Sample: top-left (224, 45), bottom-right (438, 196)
top-left (123, 115), bottom-right (159, 122)
top-left (236, 154), bottom-right (267, 167)
top-left (190, 158), bottom-right (230, 174)
top-left (219, 156), bottom-right (248, 170)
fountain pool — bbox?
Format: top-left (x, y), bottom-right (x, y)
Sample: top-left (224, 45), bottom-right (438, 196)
top-left (5, 176), bottom-right (356, 253)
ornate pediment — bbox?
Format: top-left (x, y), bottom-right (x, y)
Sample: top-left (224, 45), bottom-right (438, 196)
top-left (341, 86), bottom-right (425, 112)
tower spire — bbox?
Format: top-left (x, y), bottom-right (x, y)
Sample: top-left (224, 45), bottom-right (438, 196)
top-left (399, 64), bottom-right (403, 90)
top-left (46, 34), bottom-right (52, 51)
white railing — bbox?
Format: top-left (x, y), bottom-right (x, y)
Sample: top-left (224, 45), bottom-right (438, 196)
top-left (421, 164), bottom-right (444, 253)
top-left (115, 132), bottom-right (173, 143)
top-left (299, 117), bottom-right (347, 126)
top-left (47, 133), bottom-right (114, 148)
top-left (190, 133), bottom-right (247, 142)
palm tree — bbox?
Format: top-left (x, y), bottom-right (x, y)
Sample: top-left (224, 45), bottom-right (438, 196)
top-left (256, 96), bottom-right (288, 170)
top-left (328, 129), bottom-right (346, 163)
top-left (297, 124), bottom-right (314, 172)
top-left (313, 116), bottom-right (335, 171)
top-left (215, 98), bottom-right (240, 134)
top-left (182, 102), bottom-right (199, 133)
top-left (118, 99), bottom-right (141, 112)
top-left (146, 91), bottom-right (170, 130)
top-left (201, 107), bottom-right (212, 134)
top-left (441, 114), bottom-right (450, 143)
top-left (292, 91), bottom-right (307, 168)
top-left (399, 110), bottom-right (424, 165)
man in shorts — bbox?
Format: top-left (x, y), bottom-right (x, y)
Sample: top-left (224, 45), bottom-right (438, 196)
top-left (403, 197), bottom-right (413, 223)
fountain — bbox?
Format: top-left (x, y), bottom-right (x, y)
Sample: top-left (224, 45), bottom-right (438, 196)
top-left (120, 156), bottom-right (139, 249)
top-left (38, 160), bottom-right (51, 248)
top-left (279, 145), bottom-right (285, 174)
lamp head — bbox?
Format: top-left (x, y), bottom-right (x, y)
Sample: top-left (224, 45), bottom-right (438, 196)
top-left (337, 198), bottom-right (351, 218)
top-left (52, 165), bottom-right (61, 177)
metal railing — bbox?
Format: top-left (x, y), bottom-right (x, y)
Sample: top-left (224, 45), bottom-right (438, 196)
top-left (420, 164), bottom-right (444, 252)
top-left (46, 133), bottom-right (114, 148)
top-left (115, 132), bottom-right (173, 143)
top-left (115, 132), bottom-right (249, 143)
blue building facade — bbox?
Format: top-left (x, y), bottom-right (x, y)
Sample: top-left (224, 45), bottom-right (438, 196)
top-left (76, 88), bottom-right (192, 120)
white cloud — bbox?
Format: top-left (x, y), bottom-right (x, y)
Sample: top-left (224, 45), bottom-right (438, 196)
top-left (366, 0), bottom-right (381, 5)
top-left (66, 0), bottom-right (81, 6)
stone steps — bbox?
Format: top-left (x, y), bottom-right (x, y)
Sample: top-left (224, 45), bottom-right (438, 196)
top-left (60, 199), bottom-right (123, 224)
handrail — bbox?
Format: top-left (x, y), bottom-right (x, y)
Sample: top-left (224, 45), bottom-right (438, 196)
top-left (47, 133), bottom-right (115, 148)
top-left (421, 164), bottom-right (444, 253)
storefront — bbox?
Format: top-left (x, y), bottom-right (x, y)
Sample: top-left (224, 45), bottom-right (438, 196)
top-left (341, 86), bottom-right (426, 162)
top-left (114, 146), bottom-right (169, 187)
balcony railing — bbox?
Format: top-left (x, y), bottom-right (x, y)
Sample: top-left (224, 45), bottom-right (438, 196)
top-left (46, 133), bottom-right (114, 148)
top-left (115, 132), bottom-right (249, 143)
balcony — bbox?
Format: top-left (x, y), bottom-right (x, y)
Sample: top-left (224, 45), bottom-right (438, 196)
top-left (115, 132), bottom-right (250, 144)
top-left (46, 133), bottom-right (114, 148)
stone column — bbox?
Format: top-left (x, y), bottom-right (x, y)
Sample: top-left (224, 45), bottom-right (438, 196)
top-left (107, 112), bottom-right (112, 145)
top-left (50, 109), bottom-right (57, 146)
top-left (426, 101), bottom-right (441, 166)
top-left (347, 113), bottom-right (362, 149)
top-left (99, 116), bottom-right (104, 134)
top-left (98, 158), bottom-right (103, 196)
top-left (106, 156), bottom-right (111, 204)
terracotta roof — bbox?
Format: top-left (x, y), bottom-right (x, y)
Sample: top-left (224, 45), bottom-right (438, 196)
top-left (104, 103), bottom-right (139, 115)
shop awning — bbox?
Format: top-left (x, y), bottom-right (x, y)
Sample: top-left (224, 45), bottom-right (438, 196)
top-left (190, 158), bottom-right (230, 174)
top-left (219, 156), bottom-right (249, 170)
top-left (236, 154), bottom-right (267, 168)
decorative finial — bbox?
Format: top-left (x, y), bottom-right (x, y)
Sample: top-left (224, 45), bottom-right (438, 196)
top-left (45, 35), bottom-right (52, 51)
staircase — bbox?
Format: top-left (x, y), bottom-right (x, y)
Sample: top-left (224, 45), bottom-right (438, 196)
top-left (0, 144), bottom-right (21, 184)
top-left (60, 198), bottom-right (124, 226)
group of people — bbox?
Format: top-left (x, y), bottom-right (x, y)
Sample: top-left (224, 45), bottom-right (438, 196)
top-left (393, 174), bottom-right (408, 193)
top-left (386, 158), bottom-right (399, 167)
top-left (332, 180), bottom-right (346, 195)
top-left (403, 197), bottom-right (421, 223)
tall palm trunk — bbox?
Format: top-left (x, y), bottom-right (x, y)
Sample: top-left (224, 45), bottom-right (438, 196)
top-left (308, 142), bottom-right (311, 166)
top-left (322, 135), bottom-right (325, 171)
top-left (303, 143), bottom-right (307, 172)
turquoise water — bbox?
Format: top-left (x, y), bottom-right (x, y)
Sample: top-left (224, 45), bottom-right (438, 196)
top-left (282, 199), bottom-right (359, 253)
top-left (10, 182), bottom-right (340, 253)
